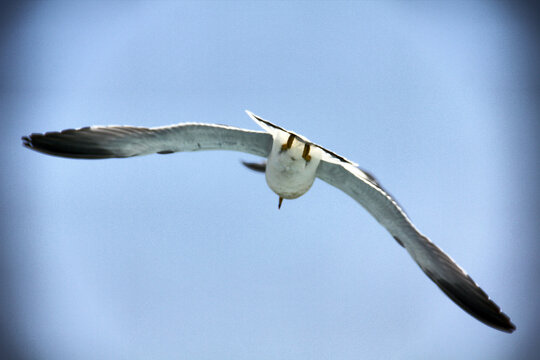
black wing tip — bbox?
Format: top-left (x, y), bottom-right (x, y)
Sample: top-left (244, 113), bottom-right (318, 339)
top-left (22, 133), bottom-right (40, 150)
top-left (21, 135), bottom-right (31, 147)
top-left (21, 131), bottom-right (119, 159)
top-left (432, 276), bottom-right (516, 333)
top-left (500, 319), bottom-right (517, 333)
top-left (412, 235), bottom-right (516, 333)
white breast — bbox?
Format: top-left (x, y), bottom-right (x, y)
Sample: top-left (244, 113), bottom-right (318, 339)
top-left (265, 130), bottom-right (322, 199)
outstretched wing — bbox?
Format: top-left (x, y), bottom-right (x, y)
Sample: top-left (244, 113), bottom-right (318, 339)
top-left (316, 158), bottom-right (515, 333)
top-left (22, 123), bottom-right (273, 159)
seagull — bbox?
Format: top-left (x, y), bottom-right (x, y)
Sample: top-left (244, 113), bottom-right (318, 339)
top-left (22, 110), bottom-right (515, 333)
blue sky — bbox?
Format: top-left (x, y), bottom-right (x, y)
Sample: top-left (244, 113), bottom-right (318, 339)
top-left (2, 1), bottom-right (539, 359)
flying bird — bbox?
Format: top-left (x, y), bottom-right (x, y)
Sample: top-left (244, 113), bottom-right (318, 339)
top-left (22, 110), bottom-right (515, 333)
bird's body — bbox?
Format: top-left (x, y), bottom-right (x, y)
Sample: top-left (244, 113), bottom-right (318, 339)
top-left (252, 114), bottom-right (323, 200)
top-left (265, 130), bottom-right (322, 199)
top-left (22, 110), bottom-right (515, 333)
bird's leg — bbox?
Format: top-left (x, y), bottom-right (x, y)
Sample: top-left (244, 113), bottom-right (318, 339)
top-left (281, 134), bottom-right (295, 151)
top-left (302, 143), bottom-right (312, 162)
top-left (278, 196), bottom-right (284, 209)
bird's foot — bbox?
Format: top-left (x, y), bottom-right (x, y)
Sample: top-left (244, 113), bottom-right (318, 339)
top-left (281, 134), bottom-right (295, 151)
top-left (302, 143), bottom-right (311, 162)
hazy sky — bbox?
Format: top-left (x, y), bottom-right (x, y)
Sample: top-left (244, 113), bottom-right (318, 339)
top-left (2, 1), bottom-right (539, 359)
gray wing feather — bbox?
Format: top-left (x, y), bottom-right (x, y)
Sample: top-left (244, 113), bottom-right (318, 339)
top-left (22, 123), bottom-right (273, 159)
top-left (316, 159), bottom-right (515, 333)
